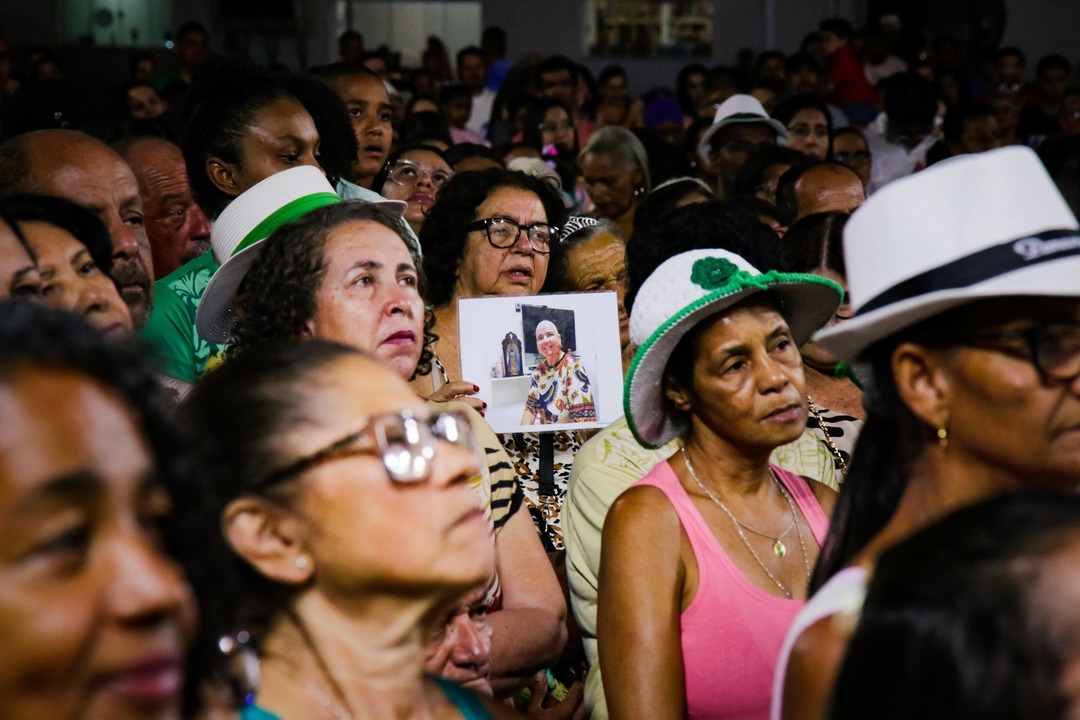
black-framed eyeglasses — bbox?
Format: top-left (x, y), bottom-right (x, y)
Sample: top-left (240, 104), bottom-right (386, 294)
top-left (387, 159), bottom-right (454, 189)
top-left (463, 216), bottom-right (558, 254)
top-left (959, 323), bottom-right (1080, 382)
top-left (255, 408), bottom-right (477, 489)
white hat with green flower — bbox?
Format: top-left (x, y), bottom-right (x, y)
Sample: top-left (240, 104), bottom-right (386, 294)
top-left (624, 249), bottom-right (843, 448)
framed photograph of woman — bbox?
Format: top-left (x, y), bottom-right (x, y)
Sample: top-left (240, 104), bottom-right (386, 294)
top-left (458, 292), bottom-right (624, 433)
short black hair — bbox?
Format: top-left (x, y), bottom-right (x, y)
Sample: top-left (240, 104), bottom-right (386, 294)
top-left (625, 200), bottom-right (781, 313)
top-left (779, 210), bottom-right (847, 277)
top-left (535, 55), bottom-right (579, 86)
top-left (882, 72), bottom-right (937, 128)
top-left (0, 193), bottom-right (113, 274)
top-left (998, 45), bottom-right (1026, 66)
top-left (598, 64), bottom-right (627, 87)
top-left (732, 145), bottom-right (808, 198)
top-left (456, 45), bottom-right (485, 67)
top-left (942, 103), bottom-right (994, 145)
top-left (439, 83), bottom-right (472, 105)
top-left (176, 21), bottom-right (209, 43)
top-left (819, 17), bottom-right (855, 41)
top-left (633, 176), bottom-right (715, 230)
top-left (786, 53), bottom-right (821, 77)
top-left (127, 50), bottom-right (155, 77)
top-left (1036, 53), bottom-right (1071, 77)
top-left (442, 142), bottom-right (505, 171)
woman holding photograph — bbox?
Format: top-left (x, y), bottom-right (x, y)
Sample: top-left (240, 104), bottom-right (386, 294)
top-left (521, 319), bottom-right (596, 425)
top-left (412, 167), bottom-right (577, 555)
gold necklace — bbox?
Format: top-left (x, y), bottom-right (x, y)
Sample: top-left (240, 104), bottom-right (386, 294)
top-left (681, 446), bottom-right (810, 599)
top-left (806, 395), bottom-right (849, 475)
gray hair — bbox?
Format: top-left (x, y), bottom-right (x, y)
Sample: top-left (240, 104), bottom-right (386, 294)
top-left (579, 126), bottom-right (653, 195)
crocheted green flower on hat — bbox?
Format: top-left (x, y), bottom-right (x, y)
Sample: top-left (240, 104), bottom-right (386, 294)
top-left (690, 257), bottom-right (739, 290)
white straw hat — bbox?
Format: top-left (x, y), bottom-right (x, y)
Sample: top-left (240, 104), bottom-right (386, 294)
top-left (624, 249), bottom-right (843, 448)
top-left (196, 166), bottom-right (404, 343)
top-left (814, 146), bottom-right (1080, 361)
top-left (698, 94), bottom-right (789, 159)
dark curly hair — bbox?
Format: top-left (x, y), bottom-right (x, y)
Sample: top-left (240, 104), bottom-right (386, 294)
top-left (183, 69), bottom-right (301, 219)
top-left (231, 201), bottom-right (436, 378)
top-left (418, 167), bottom-right (569, 307)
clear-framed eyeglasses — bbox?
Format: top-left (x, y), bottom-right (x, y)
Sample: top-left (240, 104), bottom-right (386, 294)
top-left (387, 159), bottom-right (455, 190)
top-left (463, 216), bottom-right (559, 254)
top-left (255, 408), bottom-right (478, 488)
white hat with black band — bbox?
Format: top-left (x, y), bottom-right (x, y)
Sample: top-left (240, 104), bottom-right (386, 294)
top-left (814, 146), bottom-right (1080, 362)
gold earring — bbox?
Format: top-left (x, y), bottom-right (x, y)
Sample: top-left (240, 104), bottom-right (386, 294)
top-left (936, 426), bottom-right (948, 448)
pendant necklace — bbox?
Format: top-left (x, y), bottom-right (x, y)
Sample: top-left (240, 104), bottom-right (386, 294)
top-left (681, 446), bottom-right (810, 599)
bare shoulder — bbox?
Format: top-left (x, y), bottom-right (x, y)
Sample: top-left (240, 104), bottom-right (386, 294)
top-left (604, 484), bottom-right (680, 538)
top-left (782, 613), bottom-right (854, 720)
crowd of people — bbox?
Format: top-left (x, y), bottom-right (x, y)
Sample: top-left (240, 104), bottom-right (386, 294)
top-left (1, 12), bottom-right (1080, 720)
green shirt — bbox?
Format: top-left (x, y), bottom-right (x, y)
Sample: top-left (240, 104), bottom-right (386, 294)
top-left (140, 251), bottom-right (229, 384)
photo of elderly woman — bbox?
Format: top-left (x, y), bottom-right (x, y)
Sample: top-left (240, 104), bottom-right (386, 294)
top-left (520, 317), bottom-right (596, 425)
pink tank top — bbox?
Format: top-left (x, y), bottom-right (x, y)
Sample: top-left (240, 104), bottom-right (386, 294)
top-left (634, 461), bottom-right (829, 720)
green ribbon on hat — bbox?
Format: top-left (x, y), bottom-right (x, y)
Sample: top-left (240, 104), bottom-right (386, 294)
top-left (229, 191), bottom-right (340, 259)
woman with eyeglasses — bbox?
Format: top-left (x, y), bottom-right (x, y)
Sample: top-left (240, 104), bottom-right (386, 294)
top-left (831, 128), bottom-right (873, 193)
top-left (227, 201), bottom-right (568, 700)
top-left (413, 168), bottom-right (578, 558)
top-left (185, 340), bottom-right (517, 719)
top-left (522, 99), bottom-right (579, 158)
top-left (772, 95), bottom-right (833, 162)
top-left (374, 144), bottom-right (454, 237)
top-left (773, 147), bottom-right (1080, 720)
